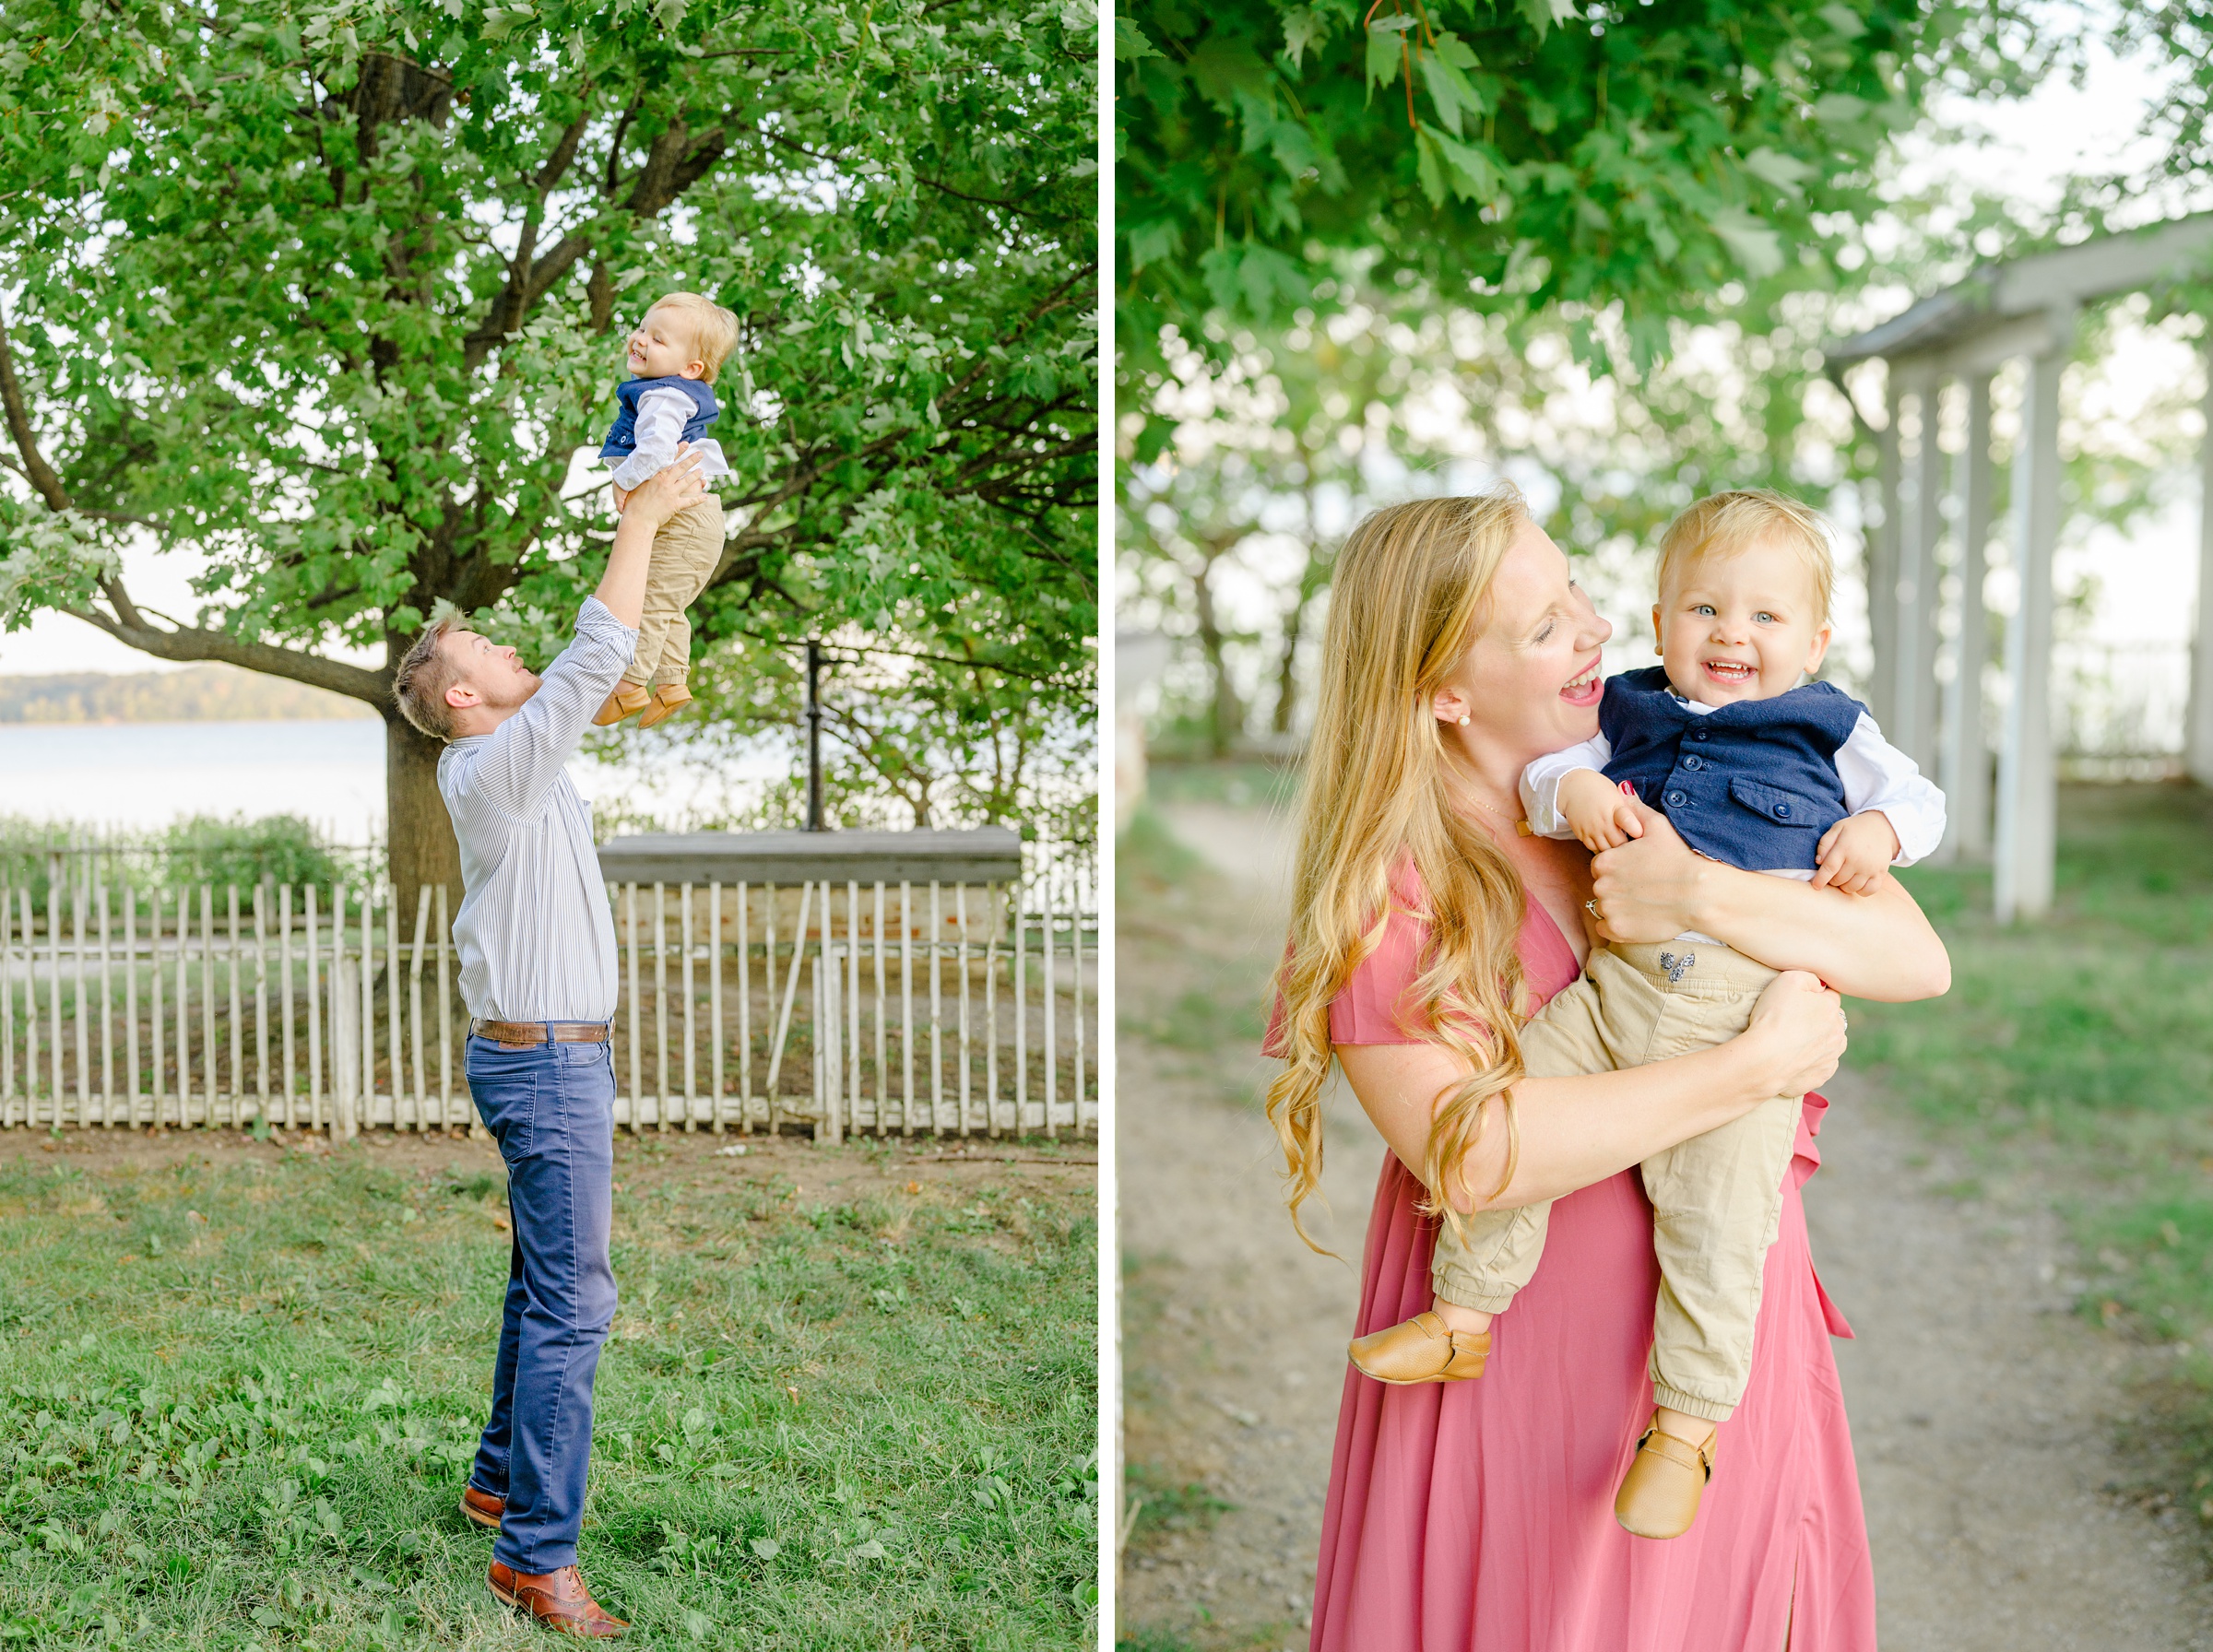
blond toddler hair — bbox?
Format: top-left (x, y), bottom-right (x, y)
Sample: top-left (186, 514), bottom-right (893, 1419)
top-left (650, 290), bottom-right (739, 384)
top-left (1655, 489), bottom-right (1836, 622)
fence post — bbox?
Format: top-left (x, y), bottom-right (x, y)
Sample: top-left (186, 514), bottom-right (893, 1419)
top-left (821, 943), bottom-right (843, 1145)
top-left (333, 952), bottom-right (360, 1142)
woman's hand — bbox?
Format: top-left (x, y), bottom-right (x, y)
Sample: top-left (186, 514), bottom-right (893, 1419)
top-left (1587, 803), bottom-right (1708, 942)
top-left (1741, 969), bottom-right (1847, 1097)
top-left (620, 442), bottom-right (706, 528)
top-left (1589, 797), bottom-right (1948, 1001)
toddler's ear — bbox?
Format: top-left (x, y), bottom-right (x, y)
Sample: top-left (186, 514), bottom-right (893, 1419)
top-left (1803, 620), bottom-right (1833, 676)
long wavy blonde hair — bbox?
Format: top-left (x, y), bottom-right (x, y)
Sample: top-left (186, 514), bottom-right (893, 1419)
top-left (1265, 489), bottom-right (1534, 1250)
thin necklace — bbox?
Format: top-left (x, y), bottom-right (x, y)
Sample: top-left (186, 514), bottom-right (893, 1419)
top-left (1467, 791), bottom-right (1534, 838)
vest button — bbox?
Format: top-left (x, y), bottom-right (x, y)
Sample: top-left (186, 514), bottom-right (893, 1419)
top-left (1693, 729), bottom-right (1709, 740)
top-left (1666, 790), bottom-right (1687, 808)
top-left (1683, 755), bottom-right (1704, 771)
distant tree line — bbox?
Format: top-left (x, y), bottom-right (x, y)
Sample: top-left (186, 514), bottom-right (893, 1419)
top-left (0, 666), bottom-right (373, 725)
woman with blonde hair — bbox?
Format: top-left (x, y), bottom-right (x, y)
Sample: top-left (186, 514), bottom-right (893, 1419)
top-left (1267, 487), bottom-right (1947, 1650)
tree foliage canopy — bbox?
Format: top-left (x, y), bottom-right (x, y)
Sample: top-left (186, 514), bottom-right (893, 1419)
top-left (1115, 0), bottom-right (2018, 372)
top-left (0, 0), bottom-right (1095, 886)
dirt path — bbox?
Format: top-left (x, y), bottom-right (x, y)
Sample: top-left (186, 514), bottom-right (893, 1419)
top-left (1118, 797), bottom-right (2213, 1651)
top-left (1809, 1080), bottom-right (2213, 1649)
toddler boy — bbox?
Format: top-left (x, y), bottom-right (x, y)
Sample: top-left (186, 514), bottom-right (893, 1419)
top-left (592, 291), bottom-right (738, 729)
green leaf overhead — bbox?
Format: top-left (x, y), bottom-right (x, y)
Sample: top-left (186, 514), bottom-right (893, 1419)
top-left (1117, 0), bottom-right (1931, 364)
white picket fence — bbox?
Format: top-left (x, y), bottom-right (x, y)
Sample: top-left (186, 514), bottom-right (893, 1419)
top-left (0, 868), bottom-right (1095, 1140)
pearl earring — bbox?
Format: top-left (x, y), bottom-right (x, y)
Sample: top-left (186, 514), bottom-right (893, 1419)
top-left (1457, 714), bottom-right (1471, 726)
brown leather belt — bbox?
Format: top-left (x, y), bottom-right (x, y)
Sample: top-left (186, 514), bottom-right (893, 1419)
top-left (471, 1019), bottom-right (611, 1046)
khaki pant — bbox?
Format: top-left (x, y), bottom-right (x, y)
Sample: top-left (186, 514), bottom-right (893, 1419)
top-left (622, 497), bottom-right (725, 690)
top-left (1430, 940), bottom-right (1801, 1422)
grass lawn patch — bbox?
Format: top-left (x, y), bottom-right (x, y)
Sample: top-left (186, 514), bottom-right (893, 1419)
top-left (1847, 783), bottom-right (2213, 1514)
top-left (0, 1129), bottom-right (1096, 1649)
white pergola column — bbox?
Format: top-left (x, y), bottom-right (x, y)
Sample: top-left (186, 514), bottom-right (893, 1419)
top-left (1866, 369), bottom-right (1902, 733)
top-left (1938, 373), bottom-right (1994, 859)
top-left (1994, 314), bottom-right (2074, 924)
top-left (1893, 371), bottom-right (1945, 772)
top-left (2188, 337), bottom-right (2213, 787)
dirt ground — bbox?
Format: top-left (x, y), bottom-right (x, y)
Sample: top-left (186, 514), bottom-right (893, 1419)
top-left (1118, 797), bottom-right (2213, 1651)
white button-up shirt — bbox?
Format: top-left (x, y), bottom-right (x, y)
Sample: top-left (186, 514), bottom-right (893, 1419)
top-left (1518, 691), bottom-right (1948, 947)
top-left (608, 386), bottom-right (732, 491)
top-left (1519, 703), bottom-right (1947, 869)
top-left (438, 597), bottom-right (637, 1023)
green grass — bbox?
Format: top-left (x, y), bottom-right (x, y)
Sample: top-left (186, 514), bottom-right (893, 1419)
top-left (1113, 808), bottom-right (1269, 1078)
top-left (1847, 784), bottom-right (2213, 1483)
top-left (0, 1140), bottom-right (1096, 1649)
top-left (1850, 784), bottom-right (2213, 1139)
top-left (1138, 763), bottom-right (1296, 814)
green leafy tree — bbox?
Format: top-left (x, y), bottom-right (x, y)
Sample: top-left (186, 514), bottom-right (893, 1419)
top-left (1115, 0), bottom-right (2042, 380)
top-left (0, 0), bottom-right (1096, 918)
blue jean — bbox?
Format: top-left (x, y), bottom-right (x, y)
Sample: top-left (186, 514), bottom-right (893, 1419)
top-left (464, 1032), bottom-right (618, 1574)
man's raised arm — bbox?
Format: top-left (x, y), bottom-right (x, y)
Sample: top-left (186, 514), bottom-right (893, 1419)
top-left (597, 445), bottom-right (707, 626)
top-left (456, 448), bottom-right (711, 820)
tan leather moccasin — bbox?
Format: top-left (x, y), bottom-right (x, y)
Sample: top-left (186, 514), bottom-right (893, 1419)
top-left (1347, 1310), bottom-right (1491, 1385)
top-left (488, 1561), bottom-right (630, 1638)
top-left (1613, 1422), bottom-right (1716, 1540)
top-left (459, 1486), bottom-right (504, 1531)
top-left (593, 684), bottom-right (654, 727)
top-left (635, 683), bottom-right (693, 730)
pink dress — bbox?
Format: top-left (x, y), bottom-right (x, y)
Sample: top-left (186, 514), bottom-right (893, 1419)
top-left (1306, 893), bottom-right (1876, 1652)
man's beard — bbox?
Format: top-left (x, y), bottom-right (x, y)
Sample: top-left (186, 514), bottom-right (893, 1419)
top-left (487, 668), bottom-right (541, 710)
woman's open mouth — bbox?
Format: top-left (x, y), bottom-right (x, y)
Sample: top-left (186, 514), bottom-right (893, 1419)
top-left (1702, 659), bottom-right (1757, 687)
top-left (1560, 660), bottom-right (1603, 706)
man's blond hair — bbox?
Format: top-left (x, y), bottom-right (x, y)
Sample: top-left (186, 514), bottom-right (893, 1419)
top-left (393, 614), bottom-right (466, 741)
top-left (1655, 489), bottom-right (1836, 623)
top-left (650, 290), bottom-right (739, 384)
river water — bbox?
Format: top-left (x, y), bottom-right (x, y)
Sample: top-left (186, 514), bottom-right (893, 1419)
top-left (0, 718), bottom-right (793, 839)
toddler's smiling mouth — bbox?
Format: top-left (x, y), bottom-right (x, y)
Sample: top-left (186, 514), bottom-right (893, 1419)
top-left (1701, 659), bottom-right (1756, 686)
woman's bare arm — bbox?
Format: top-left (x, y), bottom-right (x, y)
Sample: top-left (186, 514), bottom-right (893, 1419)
top-left (1589, 806), bottom-right (1950, 1002)
top-left (1338, 970), bottom-right (1847, 1210)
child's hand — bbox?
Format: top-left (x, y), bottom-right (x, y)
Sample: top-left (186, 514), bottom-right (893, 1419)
top-left (1812, 809), bottom-right (1899, 896)
top-left (1558, 769), bottom-right (1644, 853)
top-left (610, 482), bottom-right (632, 513)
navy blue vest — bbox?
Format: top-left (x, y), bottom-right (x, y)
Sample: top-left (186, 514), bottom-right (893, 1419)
top-left (599, 376), bottom-right (719, 461)
top-left (1597, 667), bottom-right (1864, 872)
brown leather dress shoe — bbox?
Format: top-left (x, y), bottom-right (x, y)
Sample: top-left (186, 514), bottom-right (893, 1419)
top-left (1347, 1310), bottom-right (1491, 1384)
top-left (634, 682), bottom-right (692, 730)
top-left (592, 684), bottom-right (653, 727)
top-left (1613, 1421), bottom-right (1717, 1540)
top-left (489, 1561), bottom-right (629, 1638)
top-left (459, 1486), bottom-right (504, 1531)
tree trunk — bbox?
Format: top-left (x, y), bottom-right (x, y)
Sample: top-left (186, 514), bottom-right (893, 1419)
top-left (1191, 552), bottom-right (1245, 760)
top-left (386, 712), bottom-right (462, 933)
top-left (1272, 586), bottom-right (1310, 736)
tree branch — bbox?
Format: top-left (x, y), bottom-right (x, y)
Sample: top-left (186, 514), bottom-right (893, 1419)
top-left (0, 306), bottom-right (71, 512)
top-left (72, 575), bottom-right (393, 708)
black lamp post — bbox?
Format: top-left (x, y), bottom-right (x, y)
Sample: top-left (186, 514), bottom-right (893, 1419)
top-left (803, 639), bottom-right (824, 832)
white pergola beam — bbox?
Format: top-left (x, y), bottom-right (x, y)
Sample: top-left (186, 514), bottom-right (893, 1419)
top-left (1895, 374), bottom-right (1945, 773)
top-left (1829, 214), bottom-right (2213, 368)
top-left (2189, 338), bottom-right (2213, 787)
top-left (1940, 374), bottom-right (1994, 859)
top-left (1994, 318), bottom-right (2074, 924)
top-left (1866, 374), bottom-right (1902, 735)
